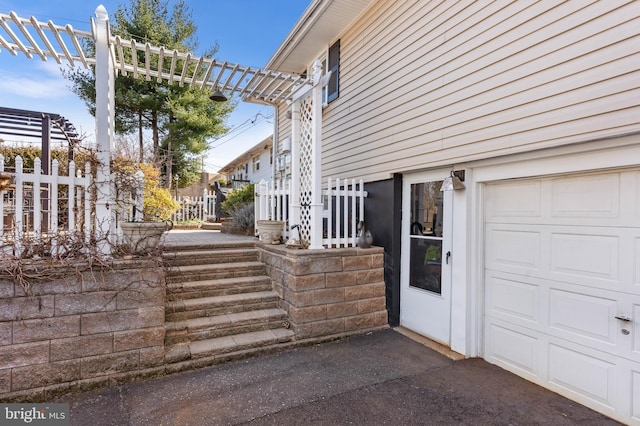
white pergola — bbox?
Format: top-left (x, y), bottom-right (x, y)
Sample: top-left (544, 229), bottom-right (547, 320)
top-left (0, 7), bottom-right (308, 102)
top-left (0, 5), bottom-right (328, 251)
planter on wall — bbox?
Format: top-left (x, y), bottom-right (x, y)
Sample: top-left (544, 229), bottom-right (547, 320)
top-left (256, 220), bottom-right (285, 245)
top-left (120, 221), bottom-right (169, 252)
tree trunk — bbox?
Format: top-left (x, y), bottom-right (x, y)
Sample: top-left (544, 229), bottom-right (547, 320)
top-left (165, 114), bottom-right (175, 189)
top-left (138, 110), bottom-right (144, 163)
top-left (166, 138), bottom-right (172, 189)
top-left (152, 110), bottom-right (159, 164)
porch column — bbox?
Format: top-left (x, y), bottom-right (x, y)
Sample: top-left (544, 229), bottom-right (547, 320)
top-left (289, 101), bottom-right (301, 231)
top-left (94, 5), bottom-right (115, 254)
top-left (309, 60), bottom-right (324, 249)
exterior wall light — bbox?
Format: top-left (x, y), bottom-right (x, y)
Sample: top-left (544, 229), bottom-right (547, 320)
top-left (440, 170), bottom-right (465, 191)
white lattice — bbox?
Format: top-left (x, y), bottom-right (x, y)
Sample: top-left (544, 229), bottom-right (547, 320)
top-left (299, 94), bottom-right (314, 242)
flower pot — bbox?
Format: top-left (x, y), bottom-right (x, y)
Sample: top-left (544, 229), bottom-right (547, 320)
top-left (120, 221), bottom-right (168, 252)
top-left (256, 220), bottom-right (284, 245)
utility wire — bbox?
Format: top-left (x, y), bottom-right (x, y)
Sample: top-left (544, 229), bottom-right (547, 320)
top-left (209, 111), bottom-right (272, 149)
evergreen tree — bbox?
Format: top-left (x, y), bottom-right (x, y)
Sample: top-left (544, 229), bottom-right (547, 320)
top-left (64, 0), bottom-right (233, 187)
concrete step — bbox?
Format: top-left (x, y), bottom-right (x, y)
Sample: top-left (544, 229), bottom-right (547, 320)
top-left (167, 275), bottom-right (272, 301)
top-left (163, 248), bottom-right (259, 267)
top-left (166, 261), bottom-right (266, 283)
top-left (201, 222), bottom-right (222, 231)
top-left (165, 328), bottom-right (295, 363)
top-left (163, 240), bottom-right (255, 253)
top-left (165, 291), bottom-right (280, 322)
top-left (165, 308), bottom-right (289, 345)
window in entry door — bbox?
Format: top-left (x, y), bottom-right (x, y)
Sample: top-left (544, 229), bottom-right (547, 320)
top-left (409, 181), bottom-right (443, 294)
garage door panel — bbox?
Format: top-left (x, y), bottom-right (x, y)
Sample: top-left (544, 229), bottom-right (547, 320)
top-left (550, 173), bottom-right (620, 220)
top-left (548, 342), bottom-right (617, 410)
top-left (486, 274), bottom-right (538, 323)
top-left (488, 225), bottom-right (630, 291)
top-left (550, 233), bottom-right (618, 281)
top-left (485, 226), bottom-right (540, 272)
top-left (485, 271), bottom-right (622, 352)
top-left (486, 321), bottom-right (539, 378)
top-left (549, 288), bottom-right (617, 345)
top-left (485, 181), bottom-right (541, 219)
top-left (635, 237), bottom-right (640, 286)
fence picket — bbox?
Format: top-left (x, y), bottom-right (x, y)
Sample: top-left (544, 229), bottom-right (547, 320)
top-left (84, 162), bottom-right (91, 244)
top-left (50, 160), bottom-right (59, 255)
top-left (14, 157), bottom-right (24, 252)
top-left (0, 156), bottom-right (93, 254)
top-left (68, 161), bottom-right (76, 234)
top-left (0, 155), bottom-right (5, 242)
top-left (33, 158), bottom-right (42, 236)
top-left (254, 177), bottom-right (367, 249)
top-left (171, 189), bottom-right (216, 223)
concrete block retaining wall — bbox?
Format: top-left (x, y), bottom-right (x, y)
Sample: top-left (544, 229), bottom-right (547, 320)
top-left (0, 261), bottom-right (165, 401)
top-left (258, 245), bottom-right (388, 339)
top-left (0, 246), bottom-right (389, 400)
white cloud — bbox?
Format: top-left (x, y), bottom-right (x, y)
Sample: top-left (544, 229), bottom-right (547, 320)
top-left (0, 58), bottom-right (75, 99)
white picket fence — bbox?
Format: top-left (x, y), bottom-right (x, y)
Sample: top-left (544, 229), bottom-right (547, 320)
top-left (324, 178), bottom-right (367, 248)
top-left (171, 189), bottom-right (216, 223)
top-left (255, 179), bottom-right (290, 225)
top-left (255, 178), bottom-right (367, 248)
top-left (0, 155), bottom-right (92, 252)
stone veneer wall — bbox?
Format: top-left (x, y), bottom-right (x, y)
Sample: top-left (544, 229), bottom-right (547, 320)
top-left (0, 261), bottom-right (165, 401)
top-left (259, 245), bottom-right (388, 339)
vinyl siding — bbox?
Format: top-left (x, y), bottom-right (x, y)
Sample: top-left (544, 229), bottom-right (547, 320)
top-left (310, 0), bottom-right (640, 182)
top-left (277, 103), bottom-right (292, 149)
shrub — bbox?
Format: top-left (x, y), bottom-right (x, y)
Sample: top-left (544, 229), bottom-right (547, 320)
top-left (221, 183), bottom-right (255, 216)
top-left (139, 163), bottom-right (180, 221)
top-left (229, 201), bottom-right (255, 234)
top-left (112, 158), bottom-right (180, 222)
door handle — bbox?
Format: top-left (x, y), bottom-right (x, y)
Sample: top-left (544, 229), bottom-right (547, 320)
top-left (615, 315), bottom-right (631, 322)
top-left (446, 251), bottom-right (451, 264)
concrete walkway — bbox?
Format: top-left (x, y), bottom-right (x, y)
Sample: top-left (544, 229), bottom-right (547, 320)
top-left (162, 229), bottom-right (257, 248)
top-left (60, 329), bottom-right (618, 425)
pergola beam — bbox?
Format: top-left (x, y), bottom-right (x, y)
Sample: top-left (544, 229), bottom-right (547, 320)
top-left (0, 10), bottom-right (308, 103)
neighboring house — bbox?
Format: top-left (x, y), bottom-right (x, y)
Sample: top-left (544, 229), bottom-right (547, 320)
top-left (218, 135), bottom-right (275, 188)
top-left (254, 1), bottom-right (640, 423)
top-left (176, 172), bottom-right (219, 198)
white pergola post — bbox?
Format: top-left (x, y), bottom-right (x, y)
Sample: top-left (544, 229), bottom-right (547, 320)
top-left (94, 5), bottom-right (115, 254)
top-left (309, 60), bottom-right (324, 249)
top-left (289, 101), bottom-right (301, 231)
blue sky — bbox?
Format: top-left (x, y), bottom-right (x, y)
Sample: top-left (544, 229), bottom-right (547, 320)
top-left (0, 1), bottom-right (309, 172)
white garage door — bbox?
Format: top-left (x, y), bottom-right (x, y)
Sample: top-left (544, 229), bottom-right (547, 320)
top-left (483, 169), bottom-right (640, 425)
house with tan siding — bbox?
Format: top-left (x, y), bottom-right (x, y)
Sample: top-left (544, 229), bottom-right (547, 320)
top-left (254, 1), bottom-right (640, 423)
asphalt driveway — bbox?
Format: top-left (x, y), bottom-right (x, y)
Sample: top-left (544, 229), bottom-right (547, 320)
top-left (61, 329), bottom-right (619, 425)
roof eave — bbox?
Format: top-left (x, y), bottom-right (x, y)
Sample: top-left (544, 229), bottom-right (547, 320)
top-left (265, 0), bottom-right (374, 74)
